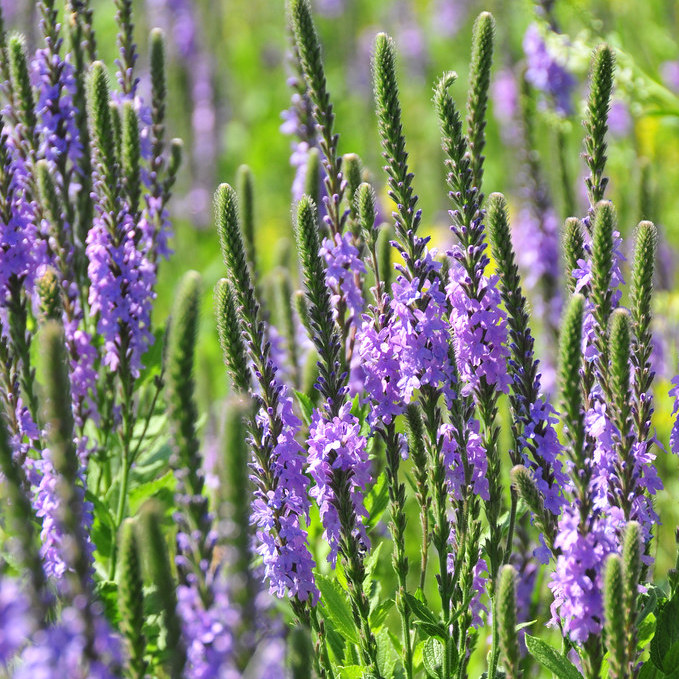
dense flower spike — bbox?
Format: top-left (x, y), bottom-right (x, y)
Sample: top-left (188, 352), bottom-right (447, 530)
top-left (216, 183), bottom-right (318, 605)
top-left (307, 403), bottom-right (372, 566)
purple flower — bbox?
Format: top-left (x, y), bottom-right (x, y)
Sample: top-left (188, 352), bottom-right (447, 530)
top-left (492, 69), bottom-right (519, 124)
top-left (520, 399), bottom-right (567, 516)
top-left (177, 570), bottom-right (239, 679)
top-left (440, 418), bottom-right (488, 501)
top-left (307, 402), bottom-right (372, 567)
top-left (321, 232), bottom-right (366, 329)
top-left (429, 0), bottom-right (471, 38)
top-left (523, 24), bottom-right (575, 116)
top-left (447, 263), bottom-right (511, 396)
top-left (608, 100), bottom-right (632, 137)
top-left (315, 0), bottom-right (345, 17)
top-left (86, 208), bottom-right (156, 377)
top-left (31, 50), bottom-right (83, 168)
top-left (357, 261), bottom-right (454, 425)
top-left (251, 385), bottom-right (318, 603)
top-left (31, 449), bottom-right (95, 583)
top-left (14, 605), bottom-right (123, 679)
top-left (661, 60), bottom-right (679, 92)
top-left (0, 577), bottom-right (35, 663)
top-left (549, 506), bottom-right (620, 643)
top-left (670, 377), bottom-right (679, 453)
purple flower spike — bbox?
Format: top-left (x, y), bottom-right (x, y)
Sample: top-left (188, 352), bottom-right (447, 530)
top-left (447, 263), bottom-right (511, 396)
top-left (321, 232), bottom-right (366, 329)
top-left (307, 402), bottom-right (372, 567)
top-left (251, 385), bottom-right (319, 603)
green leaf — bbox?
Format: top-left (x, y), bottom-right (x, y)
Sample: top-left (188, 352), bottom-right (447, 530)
top-left (338, 666), bottom-right (363, 679)
top-left (422, 637), bottom-right (444, 679)
top-left (651, 594), bottom-right (679, 671)
top-left (370, 598), bottom-right (394, 630)
top-left (404, 593), bottom-right (439, 625)
top-left (128, 471), bottom-right (177, 515)
top-left (366, 474), bottom-right (390, 531)
top-left (294, 390), bottom-right (314, 426)
top-left (637, 586), bottom-right (660, 626)
top-left (516, 619), bottom-right (537, 632)
top-left (94, 580), bottom-right (120, 624)
top-left (376, 628), bottom-right (396, 678)
top-left (316, 575), bottom-right (360, 646)
top-left (525, 635), bottom-right (584, 679)
top-left (365, 541), bottom-right (383, 581)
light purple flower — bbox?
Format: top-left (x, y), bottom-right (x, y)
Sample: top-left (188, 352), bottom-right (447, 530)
top-left (523, 24), bottom-right (575, 116)
top-left (0, 577), bottom-right (35, 663)
top-left (14, 605), bottom-right (123, 679)
top-left (86, 209), bottom-right (156, 377)
top-left (492, 68), bottom-right (519, 124)
top-left (321, 232), bottom-right (366, 329)
top-left (549, 507), bottom-right (620, 643)
top-left (661, 60), bottom-right (679, 92)
top-left (307, 402), bottom-right (372, 567)
top-left (251, 385), bottom-right (318, 603)
top-left (447, 263), bottom-right (511, 396)
top-left (177, 569), bottom-right (239, 679)
top-left (357, 261), bottom-right (454, 425)
top-left (440, 418), bottom-right (488, 501)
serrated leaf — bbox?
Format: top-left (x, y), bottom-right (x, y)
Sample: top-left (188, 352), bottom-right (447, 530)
top-left (651, 594), bottom-right (679, 671)
top-left (338, 666), bottom-right (363, 679)
top-left (370, 598), bottom-right (394, 630)
top-left (525, 635), bottom-right (584, 679)
top-left (404, 593), bottom-right (438, 625)
top-left (365, 542), bottom-right (383, 581)
top-left (414, 620), bottom-right (448, 639)
top-left (317, 575), bottom-right (360, 646)
top-left (376, 628), bottom-right (395, 678)
top-left (295, 390), bottom-right (314, 426)
top-left (422, 637), bottom-right (443, 679)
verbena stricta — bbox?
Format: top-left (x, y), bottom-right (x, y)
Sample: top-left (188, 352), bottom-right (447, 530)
top-left (1, 1), bottom-right (679, 678)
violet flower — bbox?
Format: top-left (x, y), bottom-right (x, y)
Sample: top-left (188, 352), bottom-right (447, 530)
top-left (307, 402), bottom-right (372, 566)
top-left (0, 577), bottom-right (35, 664)
top-left (523, 24), bottom-right (575, 116)
top-left (251, 384), bottom-right (318, 603)
top-left (320, 231), bottom-right (366, 330)
top-left (447, 263), bottom-right (511, 396)
top-left (14, 605), bottom-right (124, 679)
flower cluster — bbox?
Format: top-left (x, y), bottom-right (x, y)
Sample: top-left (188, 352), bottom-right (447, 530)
top-left (307, 403), bottom-right (372, 566)
top-left (252, 385), bottom-right (318, 603)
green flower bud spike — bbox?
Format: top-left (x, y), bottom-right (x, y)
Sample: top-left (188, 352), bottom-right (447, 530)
top-left (558, 294), bottom-right (585, 461)
top-left (584, 45), bottom-right (615, 209)
top-left (118, 519), bottom-right (147, 679)
top-left (288, 0), bottom-right (345, 235)
top-left (563, 217), bottom-right (585, 294)
top-left (139, 503), bottom-right (186, 679)
top-left (603, 554), bottom-right (626, 679)
top-left (237, 164), bottom-right (256, 278)
top-left (466, 12), bottom-right (495, 193)
top-left (214, 278), bottom-right (250, 393)
top-left (496, 565), bottom-right (520, 679)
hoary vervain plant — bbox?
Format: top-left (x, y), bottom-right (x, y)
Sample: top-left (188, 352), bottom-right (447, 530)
top-left (3, 1), bottom-right (679, 679)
